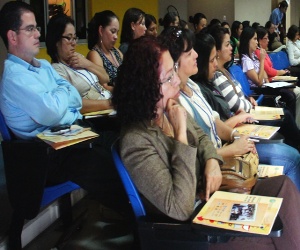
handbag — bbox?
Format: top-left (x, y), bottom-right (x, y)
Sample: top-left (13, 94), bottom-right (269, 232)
top-left (219, 148), bottom-right (259, 194)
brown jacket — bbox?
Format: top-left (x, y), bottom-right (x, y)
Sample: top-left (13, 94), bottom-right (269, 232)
top-left (120, 114), bottom-right (223, 221)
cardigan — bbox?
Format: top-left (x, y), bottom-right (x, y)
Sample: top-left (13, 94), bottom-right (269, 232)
top-left (120, 115), bottom-right (222, 221)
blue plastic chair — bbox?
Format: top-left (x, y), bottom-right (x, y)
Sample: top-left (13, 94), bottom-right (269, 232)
top-left (111, 140), bottom-right (282, 250)
top-left (228, 64), bottom-right (264, 104)
top-left (0, 110), bottom-right (80, 249)
top-left (268, 51), bottom-right (290, 70)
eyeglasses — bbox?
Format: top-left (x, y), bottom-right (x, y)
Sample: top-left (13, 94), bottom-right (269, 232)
top-left (15, 25), bottom-right (41, 35)
top-left (61, 36), bottom-right (79, 43)
top-left (160, 63), bottom-right (178, 85)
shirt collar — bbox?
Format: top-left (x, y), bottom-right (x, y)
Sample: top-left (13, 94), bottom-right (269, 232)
top-left (7, 53), bottom-right (41, 73)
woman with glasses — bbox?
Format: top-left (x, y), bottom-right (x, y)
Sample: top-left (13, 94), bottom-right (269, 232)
top-left (112, 35), bottom-right (300, 249)
top-left (159, 27), bottom-right (300, 188)
top-left (113, 35), bottom-right (222, 220)
top-left (119, 8), bottom-right (146, 55)
top-left (46, 14), bottom-right (112, 114)
top-left (87, 11), bottom-right (123, 90)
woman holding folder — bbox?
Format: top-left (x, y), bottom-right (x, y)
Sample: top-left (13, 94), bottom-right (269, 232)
top-left (159, 27), bottom-right (300, 189)
top-left (112, 35), bottom-right (300, 249)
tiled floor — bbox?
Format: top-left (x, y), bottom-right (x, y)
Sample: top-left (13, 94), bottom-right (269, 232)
top-left (23, 197), bottom-right (136, 250)
top-left (0, 143), bottom-right (136, 250)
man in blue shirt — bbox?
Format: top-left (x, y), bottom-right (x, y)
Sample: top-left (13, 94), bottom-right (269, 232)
top-left (269, 0), bottom-right (288, 40)
top-left (0, 1), bottom-right (129, 221)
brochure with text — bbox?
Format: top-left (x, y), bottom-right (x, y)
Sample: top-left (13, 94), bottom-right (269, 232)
top-left (193, 191), bottom-right (282, 235)
top-left (235, 124), bottom-right (280, 139)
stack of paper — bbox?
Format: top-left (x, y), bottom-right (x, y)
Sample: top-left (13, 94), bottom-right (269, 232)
top-left (250, 106), bottom-right (284, 120)
top-left (235, 124), bottom-right (280, 139)
top-left (37, 125), bottom-right (99, 150)
top-left (193, 191), bottom-right (282, 235)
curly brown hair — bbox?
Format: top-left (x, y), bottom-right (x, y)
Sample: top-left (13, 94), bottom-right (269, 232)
top-left (112, 36), bottom-right (167, 125)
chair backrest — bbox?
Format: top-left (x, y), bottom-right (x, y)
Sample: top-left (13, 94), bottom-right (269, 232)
top-left (111, 140), bottom-right (146, 219)
top-left (228, 64), bottom-right (253, 97)
top-left (0, 110), bottom-right (12, 141)
top-left (268, 51), bottom-right (290, 70)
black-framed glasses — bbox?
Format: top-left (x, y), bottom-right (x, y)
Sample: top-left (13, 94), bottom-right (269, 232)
top-left (61, 36), bottom-right (79, 43)
top-left (160, 63), bottom-right (178, 85)
top-left (15, 25), bottom-right (41, 35)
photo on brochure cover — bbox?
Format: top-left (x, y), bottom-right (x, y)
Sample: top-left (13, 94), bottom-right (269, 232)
top-left (229, 203), bottom-right (257, 222)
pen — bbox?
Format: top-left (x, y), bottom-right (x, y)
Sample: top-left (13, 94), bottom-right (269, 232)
top-left (234, 136), bottom-right (260, 142)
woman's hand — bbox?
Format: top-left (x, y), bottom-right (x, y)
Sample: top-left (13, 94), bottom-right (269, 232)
top-left (230, 135), bottom-right (256, 155)
top-left (259, 48), bottom-right (266, 61)
top-left (166, 99), bottom-right (188, 144)
top-left (204, 158), bottom-right (222, 201)
top-left (234, 112), bottom-right (255, 124)
top-left (248, 96), bottom-right (258, 107)
top-left (68, 52), bottom-right (91, 69)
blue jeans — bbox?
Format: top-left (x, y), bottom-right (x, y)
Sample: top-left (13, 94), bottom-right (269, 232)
top-left (256, 143), bottom-right (300, 190)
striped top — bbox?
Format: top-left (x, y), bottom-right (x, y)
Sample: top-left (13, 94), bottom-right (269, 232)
top-left (212, 70), bottom-right (252, 113)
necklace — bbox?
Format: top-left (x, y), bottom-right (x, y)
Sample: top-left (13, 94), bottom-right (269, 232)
top-left (97, 45), bottom-right (119, 67)
top-left (60, 62), bottom-right (106, 97)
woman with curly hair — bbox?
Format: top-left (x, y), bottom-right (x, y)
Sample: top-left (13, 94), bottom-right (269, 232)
top-left (112, 35), bottom-right (300, 249)
top-left (112, 35), bottom-right (222, 220)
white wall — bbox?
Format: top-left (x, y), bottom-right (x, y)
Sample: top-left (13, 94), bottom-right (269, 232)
top-left (235, 0), bottom-right (272, 26)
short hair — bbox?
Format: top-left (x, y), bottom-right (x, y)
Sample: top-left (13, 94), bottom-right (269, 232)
top-left (239, 27), bottom-right (256, 61)
top-left (145, 14), bottom-right (157, 29)
top-left (120, 8), bottom-right (145, 44)
top-left (45, 14), bottom-right (74, 63)
top-left (231, 21), bottom-right (242, 39)
top-left (192, 33), bottom-right (216, 83)
top-left (159, 27), bottom-right (195, 63)
top-left (252, 22), bottom-right (260, 30)
top-left (279, 1), bottom-right (288, 9)
top-left (158, 12), bottom-right (179, 29)
top-left (0, 1), bottom-right (34, 49)
top-left (112, 36), bottom-right (167, 125)
top-left (87, 10), bottom-right (118, 50)
top-left (208, 26), bottom-right (230, 51)
top-left (189, 13), bottom-right (206, 31)
top-left (265, 21), bottom-right (272, 30)
top-left (287, 25), bottom-right (300, 41)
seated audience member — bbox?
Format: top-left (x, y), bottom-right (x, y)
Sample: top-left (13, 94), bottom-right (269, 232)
top-left (221, 21), bottom-right (231, 32)
top-left (179, 19), bottom-right (189, 30)
top-left (46, 14), bottom-right (112, 114)
top-left (242, 20), bottom-right (250, 29)
top-left (256, 27), bottom-right (300, 129)
top-left (145, 14), bottom-right (158, 37)
top-left (240, 27), bottom-right (298, 127)
top-left (239, 27), bottom-right (269, 88)
top-left (286, 25), bottom-right (300, 66)
top-left (189, 12), bottom-right (207, 34)
top-left (86, 10), bottom-right (123, 89)
top-left (159, 27), bottom-right (300, 188)
top-left (265, 21), bottom-right (284, 51)
top-left (0, 1), bottom-right (129, 213)
top-left (208, 26), bottom-right (300, 149)
top-left (158, 12), bottom-right (180, 30)
top-left (230, 21), bottom-right (243, 59)
top-left (208, 18), bottom-right (221, 28)
top-left (119, 8), bottom-right (146, 55)
top-left (112, 35), bottom-right (300, 249)
top-left (251, 22), bottom-right (260, 30)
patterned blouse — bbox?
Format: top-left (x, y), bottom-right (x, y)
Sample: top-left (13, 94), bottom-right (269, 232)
top-left (92, 47), bottom-right (122, 86)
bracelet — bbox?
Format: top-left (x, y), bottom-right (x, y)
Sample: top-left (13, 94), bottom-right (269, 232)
top-left (230, 129), bottom-right (238, 141)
